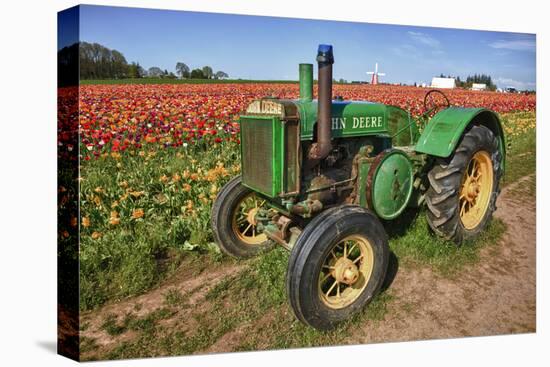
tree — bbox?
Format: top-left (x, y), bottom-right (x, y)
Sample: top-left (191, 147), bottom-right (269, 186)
top-left (79, 42), bottom-right (129, 79)
top-left (175, 62), bottom-right (190, 79)
top-left (148, 66), bottom-right (163, 78)
top-left (214, 70), bottom-right (229, 79)
top-left (462, 73), bottom-right (497, 91)
top-left (58, 43), bottom-right (79, 86)
top-left (190, 68), bottom-right (205, 79)
top-left (128, 62), bottom-right (144, 78)
top-left (110, 50), bottom-right (128, 78)
top-left (201, 66), bottom-right (214, 79)
top-left (137, 63), bottom-right (145, 78)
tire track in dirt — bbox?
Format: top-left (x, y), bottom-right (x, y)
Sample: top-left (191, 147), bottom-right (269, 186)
top-left (80, 260), bottom-right (246, 350)
top-left (346, 174), bottom-right (536, 344)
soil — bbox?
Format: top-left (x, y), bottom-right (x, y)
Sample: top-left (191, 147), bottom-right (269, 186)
top-left (346, 174), bottom-right (536, 344)
top-left (80, 174), bottom-right (536, 358)
top-left (80, 259), bottom-right (247, 349)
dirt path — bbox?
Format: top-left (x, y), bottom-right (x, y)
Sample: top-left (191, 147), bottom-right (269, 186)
top-left (80, 260), bottom-right (247, 350)
top-left (80, 174), bottom-right (536, 358)
top-left (347, 174), bottom-right (536, 344)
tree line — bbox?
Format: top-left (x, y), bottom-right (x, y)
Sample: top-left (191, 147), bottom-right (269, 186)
top-left (438, 73), bottom-right (497, 91)
top-left (77, 42), bottom-right (228, 80)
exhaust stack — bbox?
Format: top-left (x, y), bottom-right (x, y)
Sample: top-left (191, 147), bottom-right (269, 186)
top-left (309, 44), bottom-right (334, 160)
top-left (299, 63), bottom-right (313, 102)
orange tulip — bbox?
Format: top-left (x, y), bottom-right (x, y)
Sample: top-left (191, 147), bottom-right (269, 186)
top-left (132, 208), bottom-right (145, 219)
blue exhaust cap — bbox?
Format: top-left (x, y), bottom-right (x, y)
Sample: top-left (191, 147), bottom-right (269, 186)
top-left (317, 44), bottom-right (334, 64)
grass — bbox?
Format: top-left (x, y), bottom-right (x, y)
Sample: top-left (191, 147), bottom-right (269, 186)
top-left (387, 210), bottom-right (507, 276)
top-left (95, 248), bottom-right (395, 360)
top-left (508, 175), bottom-right (536, 198)
top-left (163, 288), bottom-right (185, 307)
top-left (501, 111), bottom-right (536, 184)
top-left (80, 111), bottom-right (535, 359)
top-left (79, 111), bottom-right (535, 311)
top-left (101, 314), bottom-right (128, 336)
top-left (99, 308), bottom-right (175, 338)
top-left (80, 78), bottom-right (355, 85)
top-left (89, 202), bottom-right (510, 359)
top-left (80, 78), bottom-right (300, 85)
top-left (79, 139), bottom-right (239, 311)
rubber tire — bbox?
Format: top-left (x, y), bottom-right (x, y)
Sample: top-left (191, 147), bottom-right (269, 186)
top-left (211, 176), bottom-right (272, 258)
top-left (286, 205), bottom-right (389, 330)
top-left (425, 125), bottom-right (503, 243)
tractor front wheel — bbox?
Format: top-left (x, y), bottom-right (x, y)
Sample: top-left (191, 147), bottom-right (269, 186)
top-left (211, 176), bottom-right (272, 258)
top-left (425, 125), bottom-right (503, 243)
top-left (286, 205), bottom-right (389, 330)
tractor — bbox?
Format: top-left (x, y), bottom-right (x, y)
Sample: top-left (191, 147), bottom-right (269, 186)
top-left (211, 44), bottom-right (505, 330)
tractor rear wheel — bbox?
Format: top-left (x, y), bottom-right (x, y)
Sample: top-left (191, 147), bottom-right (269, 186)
top-left (425, 125), bottom-right (502, 243)
top-left (211, 176), bottom-right (272, 258)
top-left (286, 205), bottom-right (389, 330)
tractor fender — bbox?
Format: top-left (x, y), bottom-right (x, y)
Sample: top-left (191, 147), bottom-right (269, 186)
top-left (415, 107), bottom-right (506, 163)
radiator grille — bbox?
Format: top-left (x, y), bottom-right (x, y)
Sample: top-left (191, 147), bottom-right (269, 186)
top-left (241, 118), bottom-right (274, 195)
top-left (285, 120), bottom-right (299, 193)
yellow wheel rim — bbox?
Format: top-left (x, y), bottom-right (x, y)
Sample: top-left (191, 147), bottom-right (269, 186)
top-left (231, 193), bottom-right (267, 245)
top-left (459, 150), bottom-right (494, 230)
top-left (318, 235), bottom-right (375, 309)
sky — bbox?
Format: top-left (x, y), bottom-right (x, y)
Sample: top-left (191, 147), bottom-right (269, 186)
top-left (67, 5), bottom-right (536, 90)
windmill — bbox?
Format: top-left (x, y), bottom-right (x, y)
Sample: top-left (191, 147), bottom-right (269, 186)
top-left (367, 62), bottom-right (385, 85)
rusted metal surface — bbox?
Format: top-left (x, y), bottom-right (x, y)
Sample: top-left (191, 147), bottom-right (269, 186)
top-left (308, 44), bottom-right (334, 160)
top-left (264, 215), bottom-right (297, 251)
top-left (288, 199), bottom-right (323, 217)
top-left (365, 150), bottom-right (389, 211)
top-left (307, 175), bottom-right (336, 202)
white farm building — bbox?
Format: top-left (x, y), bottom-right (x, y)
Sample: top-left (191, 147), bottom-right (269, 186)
top-left (471, 83), bottom-right (487, 91)
top-left (430, 77), bottom-right (456, 89)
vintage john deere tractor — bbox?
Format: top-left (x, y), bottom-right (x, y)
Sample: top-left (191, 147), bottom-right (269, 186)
top-left (211, 44), bottom-right (505, 330)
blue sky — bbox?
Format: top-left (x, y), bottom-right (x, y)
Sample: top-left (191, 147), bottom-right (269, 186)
top-left (70, 5), bottom-right (536, 90)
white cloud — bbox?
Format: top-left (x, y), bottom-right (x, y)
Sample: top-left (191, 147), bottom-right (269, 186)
top-left (495, 77), bottom-right (536, 90)
top-left (407, 31), bottom-right (440, 48)
top-left (391, 44), bottom-right (420, 59)
top-left (489, 39), bottom-right (535, 52)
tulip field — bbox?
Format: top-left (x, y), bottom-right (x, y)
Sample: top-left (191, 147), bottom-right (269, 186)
top-left (66, 83), bottom-right (536, 310)
top-left (75, 83), bottom-right (535, 156)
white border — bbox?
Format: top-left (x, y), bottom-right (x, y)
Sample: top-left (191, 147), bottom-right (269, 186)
top-left (0, 1), bottom-right (546, 366)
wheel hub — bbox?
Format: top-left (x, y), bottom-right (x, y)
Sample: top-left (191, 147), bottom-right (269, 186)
top-left (332, 257), bottom-right (359, 285)
top-left (231, 192), bottom-right (267, 246)
top-left (465, 179), bottom-right (480, 202)
top-left (458, 150), bottom-right (494, 230)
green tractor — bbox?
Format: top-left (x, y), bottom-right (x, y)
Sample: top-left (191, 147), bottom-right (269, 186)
top-left (211, 44), bottom-right (505, 330)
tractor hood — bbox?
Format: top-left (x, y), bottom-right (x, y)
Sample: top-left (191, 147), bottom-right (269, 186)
top-left (295, 99), bottom-right (390, 140)
top-left (243, 97), bottom-right (411, 142)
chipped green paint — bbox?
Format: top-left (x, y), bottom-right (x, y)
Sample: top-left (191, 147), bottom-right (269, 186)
top-left (415, 107), bottom-right (505, 159)
top-left (370, 150), bottom-right (414, 220)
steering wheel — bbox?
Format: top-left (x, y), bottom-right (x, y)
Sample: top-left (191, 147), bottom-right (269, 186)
top-left (423, 89), bottom-right (450, 118)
